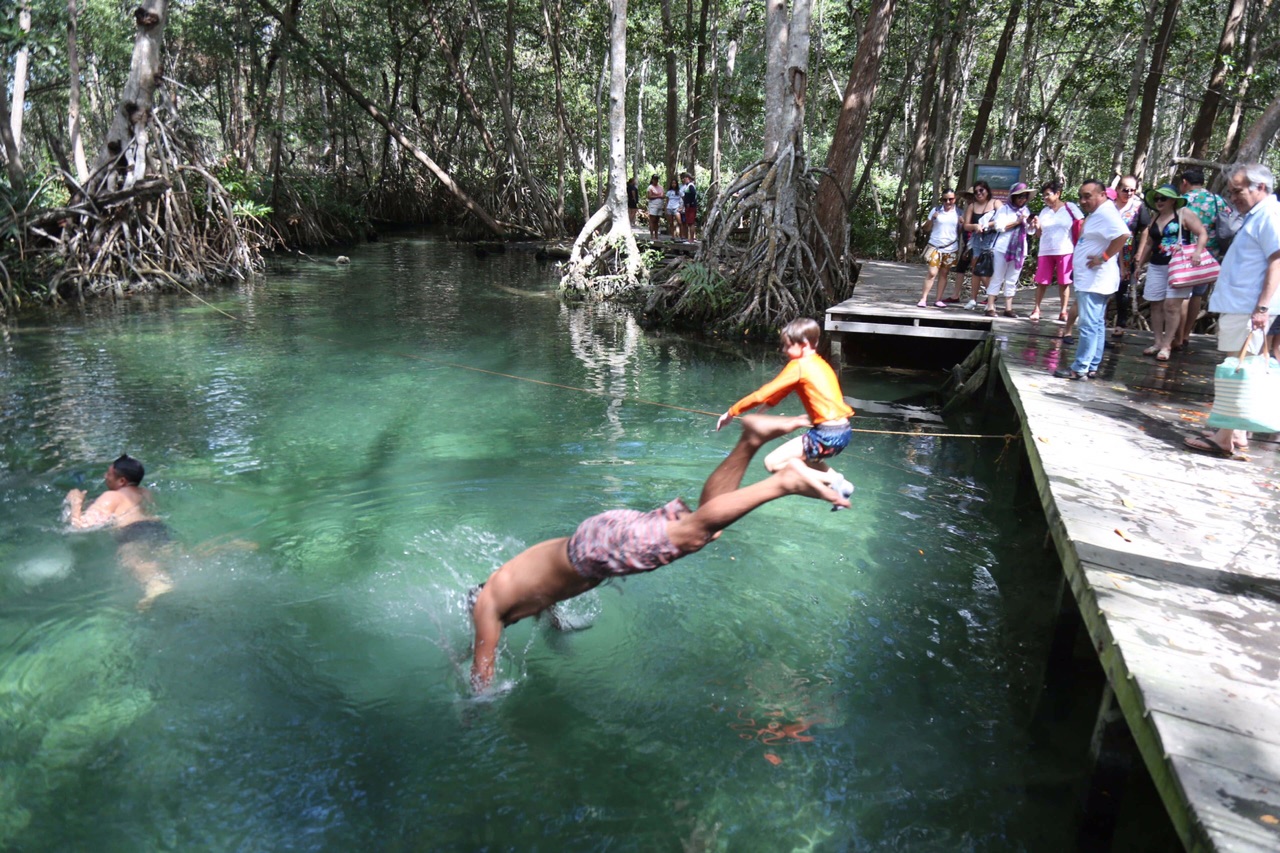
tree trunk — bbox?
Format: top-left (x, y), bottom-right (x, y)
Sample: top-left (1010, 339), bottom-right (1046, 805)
top-left (929, 0), bottom-right (967, 195)
top-left (1222, 0), bottom-right (1272, 161)
top-left (268, 0), bottom-right (301, 215)
top-left (896, 8), bottom-right (945, 259)
top-left (814, 0), bottom-right (898, 263)
top-left (635, 56), bottom-right (648, 175)
top-left (1002, 0), bottom-right (1035, 158)
top-left (0, 87), bottom-right (23, 192)
top-left (661, 0), bottom-right (680, 182)
top-left (255, 0), bottom-right (508, 237)
top-left (958, 0), bottom-right (1020, 184)
top-left (66, 0), bottom-right (89, 183)
top-left (685, 0), bottom-right (710, 175)
top-left (1131, 0), bottom-right (1181, 182)
top-left (428, 12), bottom-right (499, 165)
top-left (92, 0), bottom-right (168, 194)
top-left (707, 0), bottom-right (721, 208)
top-left (1232, 87), bottom-right (1280, 164)
top-left (1111, 0), bottom-right (1158, 179)
top-left (1187, 0), bottom-right (1247, 160)
top-left (10, 2), bottom-right (31, 155)
top-left (761, 0), bottom-right (788, 159)
top-left (562, 0), bottom-right (641, 293)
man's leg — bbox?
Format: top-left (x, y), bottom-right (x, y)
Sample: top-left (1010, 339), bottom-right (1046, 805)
top-left (670, 463), bottom-right (848, 553)
top-left (699, 414), bottom-right (810, 506)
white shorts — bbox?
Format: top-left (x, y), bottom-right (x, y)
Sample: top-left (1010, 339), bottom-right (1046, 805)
top-left (1217, 313), bottom-right (1265, 353)
top-left (647, 199), bottom-right (664, 217)
top-left (1143, 264), bottom-right (1170, 301)
top-left (985, 254), bottom-right (1021, 298)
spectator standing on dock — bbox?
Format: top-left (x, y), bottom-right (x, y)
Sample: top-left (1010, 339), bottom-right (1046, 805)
top-left (1053, 180), bottom-right (1129, 380)
top-left (962, 181), bottom-right (1002, 310)
top-left (680, 172), bottom-right (699, 243)
top-left (646, 175), bottom-right (665, 241)
top-left (917, 188), bottom-right (961, 308)
top-left (1028, 180), bottom-right (1081, 322)
top-left (1184, 163), bottom-right (1280, 457)
top-left (627, 177), bottom-right (639, 227)
top-left (982, 183), bottom-right (1033, 318)
top-left (665, 179), bottom-right (684, 241)
top-left (1114, 176), bottom-right (1149, 336)
top-left (1173, 168), bottom-right (1229, 350)
top-left (1132, 185), bottom-right (1209, 361)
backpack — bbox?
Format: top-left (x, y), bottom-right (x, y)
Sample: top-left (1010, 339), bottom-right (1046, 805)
top-left (1214, 194), bottom-right (1243, 252)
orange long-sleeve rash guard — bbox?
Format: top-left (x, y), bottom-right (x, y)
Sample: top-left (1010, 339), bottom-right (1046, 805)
top-left (726, 352), bottom-right (854, 424)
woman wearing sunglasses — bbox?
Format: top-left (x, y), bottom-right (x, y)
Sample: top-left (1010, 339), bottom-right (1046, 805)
top-left (918, 189), bottom-right (961, 307)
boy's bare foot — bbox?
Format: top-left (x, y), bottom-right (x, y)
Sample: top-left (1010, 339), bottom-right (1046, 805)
top-left (738, 413), bottom-right (812, 445)
top-left (779, 459), bottom-right (850, 508)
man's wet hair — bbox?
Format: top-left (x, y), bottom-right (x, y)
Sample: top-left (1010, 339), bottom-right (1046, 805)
top-left (781, 317), bottom-right (822, 348)
top-left (112, 454), bottom-right (145, 485)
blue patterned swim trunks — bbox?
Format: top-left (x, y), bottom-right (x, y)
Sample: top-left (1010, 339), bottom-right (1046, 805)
top-left (801, 421), bottom-right (851, 462)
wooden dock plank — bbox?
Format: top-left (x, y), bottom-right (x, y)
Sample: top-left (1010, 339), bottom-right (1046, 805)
top-left (838, 260), bottom-right (1280, 852)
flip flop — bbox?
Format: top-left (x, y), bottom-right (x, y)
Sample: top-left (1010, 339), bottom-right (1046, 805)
top-left (1156, 349), bottom-right (1171, 361)
top-left (1203, 431), bottom-right (1249, 450)
top-left (1183, 435), bottom-right (1234, 457)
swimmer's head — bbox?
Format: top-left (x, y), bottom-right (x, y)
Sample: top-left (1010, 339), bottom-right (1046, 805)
top-left (109, 454), bottom-right (145, 486)
top-left (780, 317), bottom-right (821, 350)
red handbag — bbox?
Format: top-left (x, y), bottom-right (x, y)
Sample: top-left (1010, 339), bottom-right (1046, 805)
top-left (1068, 204), bottom-right (1084, 244)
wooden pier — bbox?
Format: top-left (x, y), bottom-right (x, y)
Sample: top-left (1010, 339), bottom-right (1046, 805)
top-left (831, 261), bottom-right (1280, 853)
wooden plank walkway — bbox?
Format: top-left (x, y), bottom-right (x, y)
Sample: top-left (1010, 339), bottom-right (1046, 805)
top-left (833, 260), bottom-right (1280, 853)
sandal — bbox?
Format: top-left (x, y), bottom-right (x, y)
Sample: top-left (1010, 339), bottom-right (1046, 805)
top-left (1156, 349), bottom-right (1171, 361)
top-left (1028, 310), bottom-right (1041, 321)
top-left (1086, 370), bottom-right (1098, 378)
top-left (1142, 346), bottom-right (1159, 356)
top-left (1202, 431), bottom-right (1249, 451)
top-left (984, 308), bottom-right (998, 317)
top-left (1003, 309), bottom-right (1018, 318)
top-left (1184, 435), bottom-right (1234, 457)
top-left (934, 300), bottom-right (948, 308)
top-left (1058, 311), bottom-right (1069, 321)
top-left (916, 300), bottom-right (928, 308)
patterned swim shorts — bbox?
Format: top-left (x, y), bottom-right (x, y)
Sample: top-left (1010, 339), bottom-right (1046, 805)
top-left (801, 421), bottom-right (851, 462)
top-left (566, 498), bottom-right (692, 580)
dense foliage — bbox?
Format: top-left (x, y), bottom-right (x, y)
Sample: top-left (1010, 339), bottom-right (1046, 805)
top-left (2, 0), bottom-right (1279, 306)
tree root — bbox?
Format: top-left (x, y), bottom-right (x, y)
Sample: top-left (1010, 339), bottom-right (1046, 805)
top-left (5, 110), bottom-right (264, 307)
top-left (647, 146), bottom-right (852, 335)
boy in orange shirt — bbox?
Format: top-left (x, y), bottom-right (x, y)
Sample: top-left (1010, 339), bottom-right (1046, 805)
top-left (715, 318), bottom-right (855, 508)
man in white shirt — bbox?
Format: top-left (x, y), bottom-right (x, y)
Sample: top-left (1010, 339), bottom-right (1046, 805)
top-left (1184, 163), bottom-right (1280, 457)
top-left (1055, 180), bottom-right (1130, 380)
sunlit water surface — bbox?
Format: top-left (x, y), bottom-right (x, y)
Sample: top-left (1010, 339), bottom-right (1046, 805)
top-left (1, 238), bottom-right (1077, 850)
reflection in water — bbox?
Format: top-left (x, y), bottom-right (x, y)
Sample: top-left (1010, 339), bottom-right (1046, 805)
top-left (0, 238), bottom-right (1086, 849)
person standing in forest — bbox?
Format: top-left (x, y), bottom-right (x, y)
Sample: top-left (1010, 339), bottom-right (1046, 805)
top-left (1028, 180), bottom-right (1081, 322)
top-left (918, 188), bottom-right (961, 307)
top-left (646, 174), bottom-right (665, 241)
top-left (981, 183), bottom-right (1033, 318)
top-left (962, 181), bottom-right (1002, 310)
top-left (1053, 180), bottom-right (1130, 381)
top-left (1113, 176), bottom-right (1149, 336)
top-left (1173, 168), bottom-right (1229, 349)
top-left (1184, 164), bottom-right (1280, 458)
top-left (680, 172), bottom-right (699, 243)
top-left (1132, 185), bottom-right (1209, 361)
top-left (627, 177), bottom-right (640, 227)
top-left (665, 179), bottom-right (684, 241)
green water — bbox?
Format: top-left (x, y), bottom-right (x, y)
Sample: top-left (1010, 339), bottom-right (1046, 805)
top-left (1, 238), bottom-right (1080, 850)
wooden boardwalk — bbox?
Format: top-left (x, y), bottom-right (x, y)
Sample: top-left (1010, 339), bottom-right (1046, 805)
top-left (833, 261), bottom-right (1280, 853)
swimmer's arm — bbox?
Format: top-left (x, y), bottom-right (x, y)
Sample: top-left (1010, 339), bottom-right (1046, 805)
top-left (470, 599), bottom-right (503, 692)
top-left (64, 490), bottom-right (118, 530)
